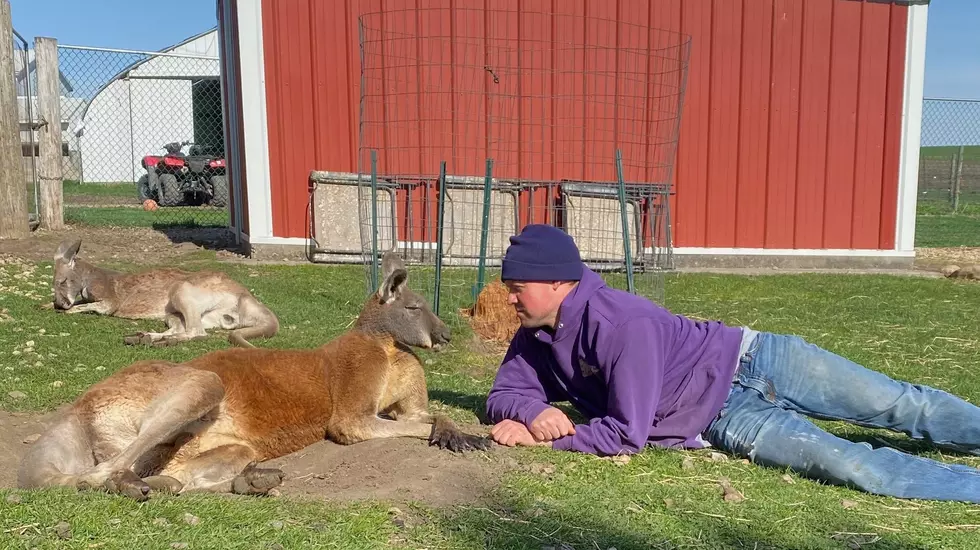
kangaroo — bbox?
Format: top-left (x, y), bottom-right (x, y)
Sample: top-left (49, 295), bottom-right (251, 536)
top-left (941, 264), bottom-right (980, 280)
top-left (19, 252), bottom-right (491, 501)
top-left (49, 238), bottom-right (279, 348)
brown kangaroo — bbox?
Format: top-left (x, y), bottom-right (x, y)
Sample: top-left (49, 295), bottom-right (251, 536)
top-left (19, 252), bottom-right (490, 500)
top-left (49, 238), bottom-right (279, 347)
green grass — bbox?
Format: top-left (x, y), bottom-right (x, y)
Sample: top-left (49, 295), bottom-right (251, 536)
top-left (916, 197), bottom-right (980, 248)
top-left (916, 213), bottom-right (980, 248)
top-left (921, 145), bottom-right (980, 160)
top-left (2, 257), bottom-right (980, 548)
top-left (64, 206), bottom-right (230, 228)
top-left (61, 181), bottom-right (138, 198)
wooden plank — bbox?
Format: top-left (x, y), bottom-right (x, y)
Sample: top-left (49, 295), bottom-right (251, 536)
top-left (36, 36), bottom-right (65, 231)
top-left (0, 0), bottom-right (29, 238)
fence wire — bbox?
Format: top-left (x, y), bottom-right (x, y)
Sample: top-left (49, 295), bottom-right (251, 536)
top-left (50, 45), bottom-right (228, 228)
top-left (343, 7), bottom-right (688, 327)
top-left (919, 98), bottom-right (980, 213)
top-left (12, 28), bottom-right (38, 229)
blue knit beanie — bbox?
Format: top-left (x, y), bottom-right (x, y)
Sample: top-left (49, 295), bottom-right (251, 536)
top-left (501, 224), bottom-right (584, 282)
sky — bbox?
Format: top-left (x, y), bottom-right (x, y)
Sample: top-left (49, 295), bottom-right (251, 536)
top-left (8, 0), bottom-right (978, 144)
top-left (10, 0), bottom-right (216, 54)
top-left (921, 0), bottom-right (980, 100)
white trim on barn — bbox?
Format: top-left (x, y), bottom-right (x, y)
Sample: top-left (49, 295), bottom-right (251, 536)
top-left (241, 234), bottom-right (309, 246)
top-left (235, 0), bottom-right (275, 242)
top-left (895, 2), bottom-right (929, 254)
top-left (673, 248), bottom-right (915, 258)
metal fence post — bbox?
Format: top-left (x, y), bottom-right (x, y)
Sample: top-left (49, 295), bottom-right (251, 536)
top-left (952, 145), bottom-right (964, 212)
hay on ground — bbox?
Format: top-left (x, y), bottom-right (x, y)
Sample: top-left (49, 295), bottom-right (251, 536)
top-left (460, 279), bottom-right (520, 344)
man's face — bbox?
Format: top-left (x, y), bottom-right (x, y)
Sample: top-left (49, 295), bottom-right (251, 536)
top-left (504, 280), bottom-right (563, 328)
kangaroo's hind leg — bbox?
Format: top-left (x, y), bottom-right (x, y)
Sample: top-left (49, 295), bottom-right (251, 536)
top-left (18, 413), bottom-right (97, 490)
top-left (123, 282), bottom-right (216, 347)
top-left (73, 369), bottom-right (226, 500)
top-left (157, 443), bottom-right (284, 496)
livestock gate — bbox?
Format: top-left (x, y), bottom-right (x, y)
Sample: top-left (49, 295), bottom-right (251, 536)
top-left (336, 6), bottom-right (690, 319)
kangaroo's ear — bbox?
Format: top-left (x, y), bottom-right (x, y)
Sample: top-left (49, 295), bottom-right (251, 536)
top-left (55, 239), bottom-right (82, 268)
top-left (380, 251), bottom-right (406, 281)
top-left (378, 266), bottom-right (408, 305)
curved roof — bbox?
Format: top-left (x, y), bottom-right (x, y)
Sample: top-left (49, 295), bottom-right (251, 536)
top-left (78, 27), bottom-right (220, 125)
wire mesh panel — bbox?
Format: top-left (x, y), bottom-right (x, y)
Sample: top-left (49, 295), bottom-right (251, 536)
top-left (919, 98), bottom-right (980, 213)
top-left (355, 6), bottom-right (689, 325)
top-left (12, 29), bottom-right (38, 229)
top-left (53, 45), bottom-right (228, 228)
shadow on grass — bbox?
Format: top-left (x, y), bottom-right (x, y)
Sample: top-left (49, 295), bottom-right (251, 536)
top-left (429, 389), bottom-right (492, 424)
top-left (838, 430), bottom-right (980, 460)
top-left (150, 223), bottom-right (243, 255)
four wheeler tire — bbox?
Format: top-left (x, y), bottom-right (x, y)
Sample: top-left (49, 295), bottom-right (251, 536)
top-left (210, 175), bottom-right (228, 208)
top-left (137, 174), bottom-right (153, 202)
top-left (158, 174), bottom-right (183, 207)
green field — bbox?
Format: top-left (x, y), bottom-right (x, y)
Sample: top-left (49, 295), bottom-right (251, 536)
top-left (64, 206), bottom-right (230, 228)
top-left (921, 145), bottom-right (980, 160)
top-left (1, 251), bottom-right (979, 549)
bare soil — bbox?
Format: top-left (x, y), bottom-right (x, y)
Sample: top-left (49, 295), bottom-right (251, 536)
top-left (1, 223), bottom-right (966, 277)
top-left (0, 408), bottom-right (507, 507)
top-left (914, 247), bottom-right (980, 271)
top-left (0, 224), bottom-right (245, 265)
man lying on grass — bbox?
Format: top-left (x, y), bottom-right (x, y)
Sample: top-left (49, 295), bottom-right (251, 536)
top-left (486, 224), bottom-right (980, 503)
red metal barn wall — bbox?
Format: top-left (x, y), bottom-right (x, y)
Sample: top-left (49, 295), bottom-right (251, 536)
top-left (259, 0), bottom-right (908, 250)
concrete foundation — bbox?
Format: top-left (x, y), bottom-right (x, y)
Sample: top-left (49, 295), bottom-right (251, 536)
top-left (671, 252), bottom-right (915, 271)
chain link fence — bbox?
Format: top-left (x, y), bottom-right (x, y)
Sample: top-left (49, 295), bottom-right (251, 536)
top-left (918, 98), bottom-right (980, 213)
top-left (12, 28), bottom-right (39, 230)
top-left (48, 43), bottom-right (229, 228)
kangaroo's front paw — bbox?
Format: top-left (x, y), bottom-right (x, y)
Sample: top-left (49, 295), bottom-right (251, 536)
top-left (429, 416), bottom-right (492, 453)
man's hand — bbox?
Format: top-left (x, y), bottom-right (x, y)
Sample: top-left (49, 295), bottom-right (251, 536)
top-left (490, 419), bottom-right (553, 447)
top-left (529, 407), bottom-right (576, 441)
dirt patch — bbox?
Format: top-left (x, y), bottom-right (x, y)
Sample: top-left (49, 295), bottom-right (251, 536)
top-left (0, 409), bottom-right (508, 507)
top-left (460, 279), bottom-right (519, 346)
top-left (266, 433), bottom-right (503, 507)
top-left (0, 224), bottom-right (243, 265)
top-left (0, 407), bottom-right (67, 489)
top-left (915, 247), bottom-right (980, 271)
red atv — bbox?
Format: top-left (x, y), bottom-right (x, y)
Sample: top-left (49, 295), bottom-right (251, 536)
top-left (138, 141), bottom-right (228, 208)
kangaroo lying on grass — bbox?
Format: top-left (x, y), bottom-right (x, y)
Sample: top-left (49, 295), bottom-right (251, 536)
top-left (19, 252), bottom-right (490, 501)
top-left (49, 238), bottom-right (279, 347)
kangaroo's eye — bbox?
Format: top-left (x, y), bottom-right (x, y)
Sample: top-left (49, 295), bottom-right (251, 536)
top-left (406, 305), bottom-right (420, 310)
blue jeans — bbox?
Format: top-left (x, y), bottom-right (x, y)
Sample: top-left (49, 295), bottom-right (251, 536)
top-left (704, 330), bottom-right (980, 503)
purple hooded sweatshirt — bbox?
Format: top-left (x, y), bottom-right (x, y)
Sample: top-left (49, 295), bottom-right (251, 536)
top-left (485, 267), bottom-right (744, 456)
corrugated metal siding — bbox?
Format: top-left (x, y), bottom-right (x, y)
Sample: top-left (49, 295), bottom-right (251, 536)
top-left (258, 0), bottom-right (908, 249)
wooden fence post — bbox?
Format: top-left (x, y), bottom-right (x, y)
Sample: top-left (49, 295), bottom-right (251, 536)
top-left (35, 36), bottom-right (64, 230)
top-left (951, 145), bottom-right (965, 213)
top-left (0, 0), bottom-right (29, 239)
